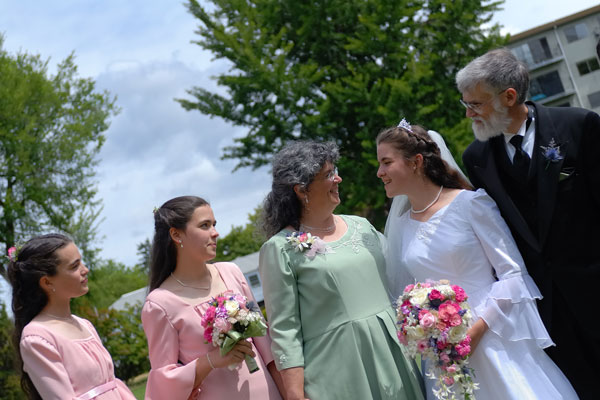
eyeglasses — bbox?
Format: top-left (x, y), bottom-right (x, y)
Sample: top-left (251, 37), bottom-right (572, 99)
top-left (459, 88), bottom-right (508, 114)
top-left (325, 167), bottom-right (339, 181)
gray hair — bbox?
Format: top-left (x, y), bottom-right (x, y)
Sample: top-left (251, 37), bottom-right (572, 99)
top-left (261, 140), bottom-right (339, 238)
top-left (456, 48), bottom-right (530, 104)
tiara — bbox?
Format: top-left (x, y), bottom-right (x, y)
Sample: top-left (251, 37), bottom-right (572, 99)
top-left (397, 118), bottom-right (412, 132)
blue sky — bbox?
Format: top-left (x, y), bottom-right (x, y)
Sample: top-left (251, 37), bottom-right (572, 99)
top-left (1, 0), bottom-right (599, 305)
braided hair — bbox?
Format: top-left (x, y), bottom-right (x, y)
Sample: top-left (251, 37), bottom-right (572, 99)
top-left (6, 233), bottom-right (73, 399)
top-left (149, 196), bottom-right (209, 291)
top-left (376, 125), bottom-right (472, 190)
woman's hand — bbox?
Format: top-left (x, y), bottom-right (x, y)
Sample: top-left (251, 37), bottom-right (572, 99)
top-left (466, 318), bottom-right (488, 354)
top-left (210, 340), bottom-right (256, 369)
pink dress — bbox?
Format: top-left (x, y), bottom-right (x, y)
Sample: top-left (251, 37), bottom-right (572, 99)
top-left (141, 262), bottom-right (282, 400)
top-left (20, 316), bottom-right (136, 400)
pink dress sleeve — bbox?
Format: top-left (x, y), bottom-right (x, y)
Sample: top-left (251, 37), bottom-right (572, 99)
top-left (141, 298), bottom-right (198, 400)
top-left (221, 263), bottom-right (275, 367)
top-left (20, 334), bottom-right (76, 400)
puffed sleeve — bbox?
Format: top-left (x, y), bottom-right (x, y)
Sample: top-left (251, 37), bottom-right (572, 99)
top-left (259, 237), bottom-right (304, 370)
top-left (225, 263), bottom-right (275, 366)
top-left (466, 189), bottom-right (554, 348)
top-left (141, 299), bottom-right (198, 400)
top-left (20, 334), bottom-right (76, 400)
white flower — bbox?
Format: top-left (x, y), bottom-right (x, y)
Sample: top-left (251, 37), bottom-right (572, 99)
top-left (447, 325), bottom-right (467, 343)
top-left (224, 300), bottom-right (240, 316)
top-left (410, 288), bottom-right (429, 306)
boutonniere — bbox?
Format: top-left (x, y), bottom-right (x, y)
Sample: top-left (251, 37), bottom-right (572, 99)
top-left (540, 138), bottom-right (563, 170)
top-left (286, 231), bottom-right (331, 258)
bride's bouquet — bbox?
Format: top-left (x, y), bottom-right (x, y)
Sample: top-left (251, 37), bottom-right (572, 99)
top-left (396, 280), bottom-right (478, 400)
top-left (201, 291), bottom-right (267, 373)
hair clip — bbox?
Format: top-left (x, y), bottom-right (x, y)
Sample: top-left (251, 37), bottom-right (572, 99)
top-left (152, 207), bottom-right (159, 214)
top-left (397, 118), bottom-right (413, 132)
top-left (7, 246), bottom-right (17, 262)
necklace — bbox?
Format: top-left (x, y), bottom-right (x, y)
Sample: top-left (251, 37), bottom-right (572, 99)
top-left (42, 312), bottom-right (73, 321)
top-left (411, 185), bottom-right (444, 214)
top-left (171, 272), bottom-right (211, 290)
top-left (300, 216), bottom-right (337, 233)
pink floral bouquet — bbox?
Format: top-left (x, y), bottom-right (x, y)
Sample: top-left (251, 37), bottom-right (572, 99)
top-left (396, 280), bottom-right (478, 399)
top-left (200, 291), bottom-right (267, 373)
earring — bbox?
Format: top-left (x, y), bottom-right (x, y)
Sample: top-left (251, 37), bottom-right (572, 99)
top-left (179, 240), bottom-right (183, 249)
top-left (51, 287), bottom-right (56, 293)
top-left (304, 197), bottom-right (309, 205)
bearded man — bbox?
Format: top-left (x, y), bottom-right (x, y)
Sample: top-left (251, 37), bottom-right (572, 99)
top-left (458, 48), bottom-right (600, 399)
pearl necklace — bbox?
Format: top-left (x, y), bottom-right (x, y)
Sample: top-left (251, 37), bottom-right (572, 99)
top-left (300, 216), bottom-right (337, 233)
top-left (171, 272), bottom-right (211, 290)
top-left (411, 186), bottom-right (444, 214)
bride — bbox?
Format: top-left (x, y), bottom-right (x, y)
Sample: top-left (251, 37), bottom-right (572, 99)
top-left (377, 120), bottom-right (578, 399)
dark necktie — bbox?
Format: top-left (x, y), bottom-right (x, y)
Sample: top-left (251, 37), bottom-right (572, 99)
top-left (509, 134), bottom-right (530, 176)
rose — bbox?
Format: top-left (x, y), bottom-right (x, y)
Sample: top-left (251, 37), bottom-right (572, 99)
top-left (404, 284), bottom-right (415, 293)
top-left (418, 311), bottom-right (436, 328)
top-left (416, 340), bottom-right (428, 353)
top-left (409, 288), bottom-right (429, 306)
top-left (214, 318), bottom-right (232, 332)
top-left (447, 325), bottom-right (467, 343)
top-left (224, 300), bottom-right (240, 316)
top-left (452, 285), bottom-right (467, 302)
top-left (456, 343), bottom-right (471, 357)
top-left (446, 364), bottom-right (459, 374)
top-left (438, 301), bottom-right (460, 322)
top-left (428, 289), bottom-right (443, 301)
top-left (7, 246), bottom-right (16, 261)
top-left (443, 376), bottom-right (455, 386)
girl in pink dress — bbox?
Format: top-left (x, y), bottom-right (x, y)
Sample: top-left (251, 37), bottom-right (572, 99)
top-left (142, 196), bottom-right (284, 400)
top-left (7, 233), bottom-right (136, 400)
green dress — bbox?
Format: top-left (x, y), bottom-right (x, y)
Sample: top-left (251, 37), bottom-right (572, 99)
top-left (259, 215), bottom-right (425, 400)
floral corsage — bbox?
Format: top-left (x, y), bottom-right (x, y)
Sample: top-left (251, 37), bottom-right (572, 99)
top-left (540, 138), bottom-right (563, 169)
top-left (286, 231), bottom-right (331, 258)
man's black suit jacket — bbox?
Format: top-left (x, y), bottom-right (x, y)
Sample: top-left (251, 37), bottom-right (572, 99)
top-left (462, 101), bottom-right (600, 398)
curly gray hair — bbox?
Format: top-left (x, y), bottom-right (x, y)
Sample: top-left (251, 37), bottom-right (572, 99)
top-left (261, 140), bottom-right (339, 238)
top-left (456, 48), bottom-right (530, 104)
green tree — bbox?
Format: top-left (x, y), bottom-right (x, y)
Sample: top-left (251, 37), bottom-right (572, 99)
top-left (71, 259), bottom-right (147, 312)
top-left (136, 238), bottom-right (152, 274)
top-left (0, 36), bottom-right (118, 275)
top-left (215, 207), bottom-right (263, 261)
top-left (0, 304), bottom-right (22, 399)
top-left (180, 0), bottom-right (507, 228)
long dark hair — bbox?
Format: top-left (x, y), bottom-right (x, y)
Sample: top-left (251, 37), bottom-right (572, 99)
top-left (150, 196), bottom-right (209, 291)
top-left (6, 233), bottom-right (73, 400)
top-left (376, 125), bottom-right (472, 190)
top-left (260, 140), bottom-right (339, 238)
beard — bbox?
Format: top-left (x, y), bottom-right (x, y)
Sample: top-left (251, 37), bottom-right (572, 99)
top-left (471, 102), bottom-right (513, 142)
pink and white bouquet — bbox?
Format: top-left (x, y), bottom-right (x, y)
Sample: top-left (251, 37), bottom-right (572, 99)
top-left (200, 291), bottom-right (267, 373)
top-left (397, 280), bottom-right (478, 399)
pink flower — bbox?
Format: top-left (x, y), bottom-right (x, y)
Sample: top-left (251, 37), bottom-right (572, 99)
top-left (452, 285), bottom-right (467, 302)
top-left (299, 233), bottom-right (308, 241)
top-left (455, 342), bottom-right (471, 357)
top-left (404, 284), bottom-right (415, 293)
top-left (214, 318), bottom-right (232, 332)
top-left (438, 301), bottom-right (460, 322)
top-left (416, 340), bottom-right (428, 353)
top-left (439, 352), bottom-right (450, 363)
top-left (446, 364), bottom-right (459, 374)
top-left (418, 311), bottom-right (436, 328)
top-left (428, 289), bottom-right (442, 301)
top-left (203, 326), bottom-right (213, 342)
top-left (7, 246), bottom-right (16, 261)
top-left (305, 238), bottom-right (327, 258)
top-left (443, 376), bottom-right (455, 386)
top-left (448, 313), bottom-right (462, 327)
top-left (397, 332), bottom-right (408, 345)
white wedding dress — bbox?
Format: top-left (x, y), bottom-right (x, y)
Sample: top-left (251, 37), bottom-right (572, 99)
top-left (390, 188), bottom-right (578, 399)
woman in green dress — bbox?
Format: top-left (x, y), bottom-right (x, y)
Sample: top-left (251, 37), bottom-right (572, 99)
top-left (258, 140), bottom-right (425, 400)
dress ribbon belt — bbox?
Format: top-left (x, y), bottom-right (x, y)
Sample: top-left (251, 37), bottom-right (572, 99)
top-left (76, 380), bottom-right (117, 400)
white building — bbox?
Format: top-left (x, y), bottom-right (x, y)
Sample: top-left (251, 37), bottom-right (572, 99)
top-left (508, 5), bottom-right (600, 111)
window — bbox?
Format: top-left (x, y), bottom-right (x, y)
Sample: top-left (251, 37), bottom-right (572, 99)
top-left (512, 37), bottom-right (553, 66)
top-left (576, 58), bottom-right (600, 75)
top-left (588, 91), bottom-right (600, 108)
top-left (529, 71), bottom-right (564, 101)
top-left (246, 273), bottom-right (261, 288)
top-left (564, 23), bottom-right (589, 43)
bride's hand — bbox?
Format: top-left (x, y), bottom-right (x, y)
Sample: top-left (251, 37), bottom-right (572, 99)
top-left (467, 319), bottom-right (489, 354)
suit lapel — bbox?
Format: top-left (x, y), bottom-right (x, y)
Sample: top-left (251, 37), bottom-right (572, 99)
top-left (474, 137), bottom-right (541, 252)
top-left (532, 103), bottom-right (567, 246)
